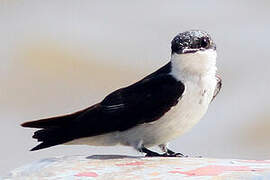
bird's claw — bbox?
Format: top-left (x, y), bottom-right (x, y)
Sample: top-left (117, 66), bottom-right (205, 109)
top-left (145, 152), bottom-right (187, 157)
top-left (162, 152), bottom-right (186, 157)
top-left (145, 152), bottom-right (162, 157)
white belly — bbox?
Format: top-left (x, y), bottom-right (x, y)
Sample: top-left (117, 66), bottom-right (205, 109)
top-left (67, 76), bottom-right (217, 148)
top-left (118, 77), bottom-right (217, 147)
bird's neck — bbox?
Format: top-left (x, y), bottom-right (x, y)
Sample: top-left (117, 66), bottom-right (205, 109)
top-left (170, 49), bottom-right (217, 83)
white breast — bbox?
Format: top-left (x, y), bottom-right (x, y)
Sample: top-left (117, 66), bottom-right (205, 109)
top-left (117, 75), bottom-right (217, 148)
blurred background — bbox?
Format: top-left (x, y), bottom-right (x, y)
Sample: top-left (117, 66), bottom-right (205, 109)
top-left (1, 0), bottom-right (270, 175)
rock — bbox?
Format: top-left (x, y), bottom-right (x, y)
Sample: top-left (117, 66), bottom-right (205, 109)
top-left (3, 155), bottom-right (270, 179)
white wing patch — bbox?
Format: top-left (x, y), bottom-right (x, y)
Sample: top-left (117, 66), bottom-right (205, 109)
top-left (103, 104), bottom-right (125, 112)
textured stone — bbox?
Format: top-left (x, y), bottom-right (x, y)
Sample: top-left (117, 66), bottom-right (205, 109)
top-left (4, 155), bottom-right (270, 179)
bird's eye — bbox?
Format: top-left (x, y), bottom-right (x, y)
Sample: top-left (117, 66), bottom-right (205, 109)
top-left (201, 38), bottom-right (209, 48)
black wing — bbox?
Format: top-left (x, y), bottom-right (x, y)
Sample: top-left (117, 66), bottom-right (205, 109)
top-left (212, 75), bottom-right (222, 101)
top-left (100, 74), bottom-right (185, 130)
top-left (21, 62), bottom-right (185, 150)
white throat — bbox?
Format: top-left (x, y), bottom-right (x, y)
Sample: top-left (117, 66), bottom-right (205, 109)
top-left (170, 49), bottom-right (217, 81)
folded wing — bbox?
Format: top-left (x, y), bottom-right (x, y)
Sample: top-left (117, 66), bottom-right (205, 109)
top-left (22, 70), bottom-right (185, 151)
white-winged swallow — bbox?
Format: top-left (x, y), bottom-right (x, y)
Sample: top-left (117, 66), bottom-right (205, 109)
top-left (22, 30), bottom-right (222, 157)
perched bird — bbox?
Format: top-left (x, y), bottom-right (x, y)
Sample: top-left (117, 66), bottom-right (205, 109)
top-left (21, 30), bottom-right (222, 157)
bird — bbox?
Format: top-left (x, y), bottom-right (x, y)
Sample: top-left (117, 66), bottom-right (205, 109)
top-left (21, 30), bottom-right (222, 157)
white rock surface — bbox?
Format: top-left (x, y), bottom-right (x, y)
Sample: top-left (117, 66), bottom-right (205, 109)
top-left (3, 155), bottom-right (270, 179)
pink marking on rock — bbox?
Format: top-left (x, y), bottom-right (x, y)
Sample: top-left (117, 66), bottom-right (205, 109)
top-left (75, 172), bottom-right (98, 177)
top-left (169, 165), bottom-right (253, 176)
top-left (169, 171), bottom-right (184, 174)
top-left (116, 161), bottom-right (144, 166)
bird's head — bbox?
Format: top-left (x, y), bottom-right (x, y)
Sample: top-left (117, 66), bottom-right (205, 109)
top-left (170, 30), bottom-right (217, 77)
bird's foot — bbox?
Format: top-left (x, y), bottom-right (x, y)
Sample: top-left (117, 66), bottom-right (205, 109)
top-left (139, 146), bottom-right (163, 157)
top-left (139, 145), bottom-right (187, 157)
top-left (145, 151), bottom-right (186, 157)
top-left (145, 151), bottom-right (163, 157)
top-left (164, 149), bottom-right (187, 157)
top-left (158, 144), bottom-right (187, 157)
top-left (162, 152), bottom-right (184, 157)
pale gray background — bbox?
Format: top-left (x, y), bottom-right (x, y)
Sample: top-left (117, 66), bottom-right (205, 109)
top-left (1, 0), bottom-right (270, 176)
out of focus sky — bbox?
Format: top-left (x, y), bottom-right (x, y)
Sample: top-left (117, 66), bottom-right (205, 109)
top-left (1, 0), bottom-right (270, 176)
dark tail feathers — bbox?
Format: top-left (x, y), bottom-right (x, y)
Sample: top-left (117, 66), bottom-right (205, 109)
top-left (21, 109), bottom-right (86, 128)
top-left (30, 127), bottom-right (73, 151)
top-left (21, 109), bottom-right (86, 151)
top-left (21, 105), bottom-right (100, 151)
